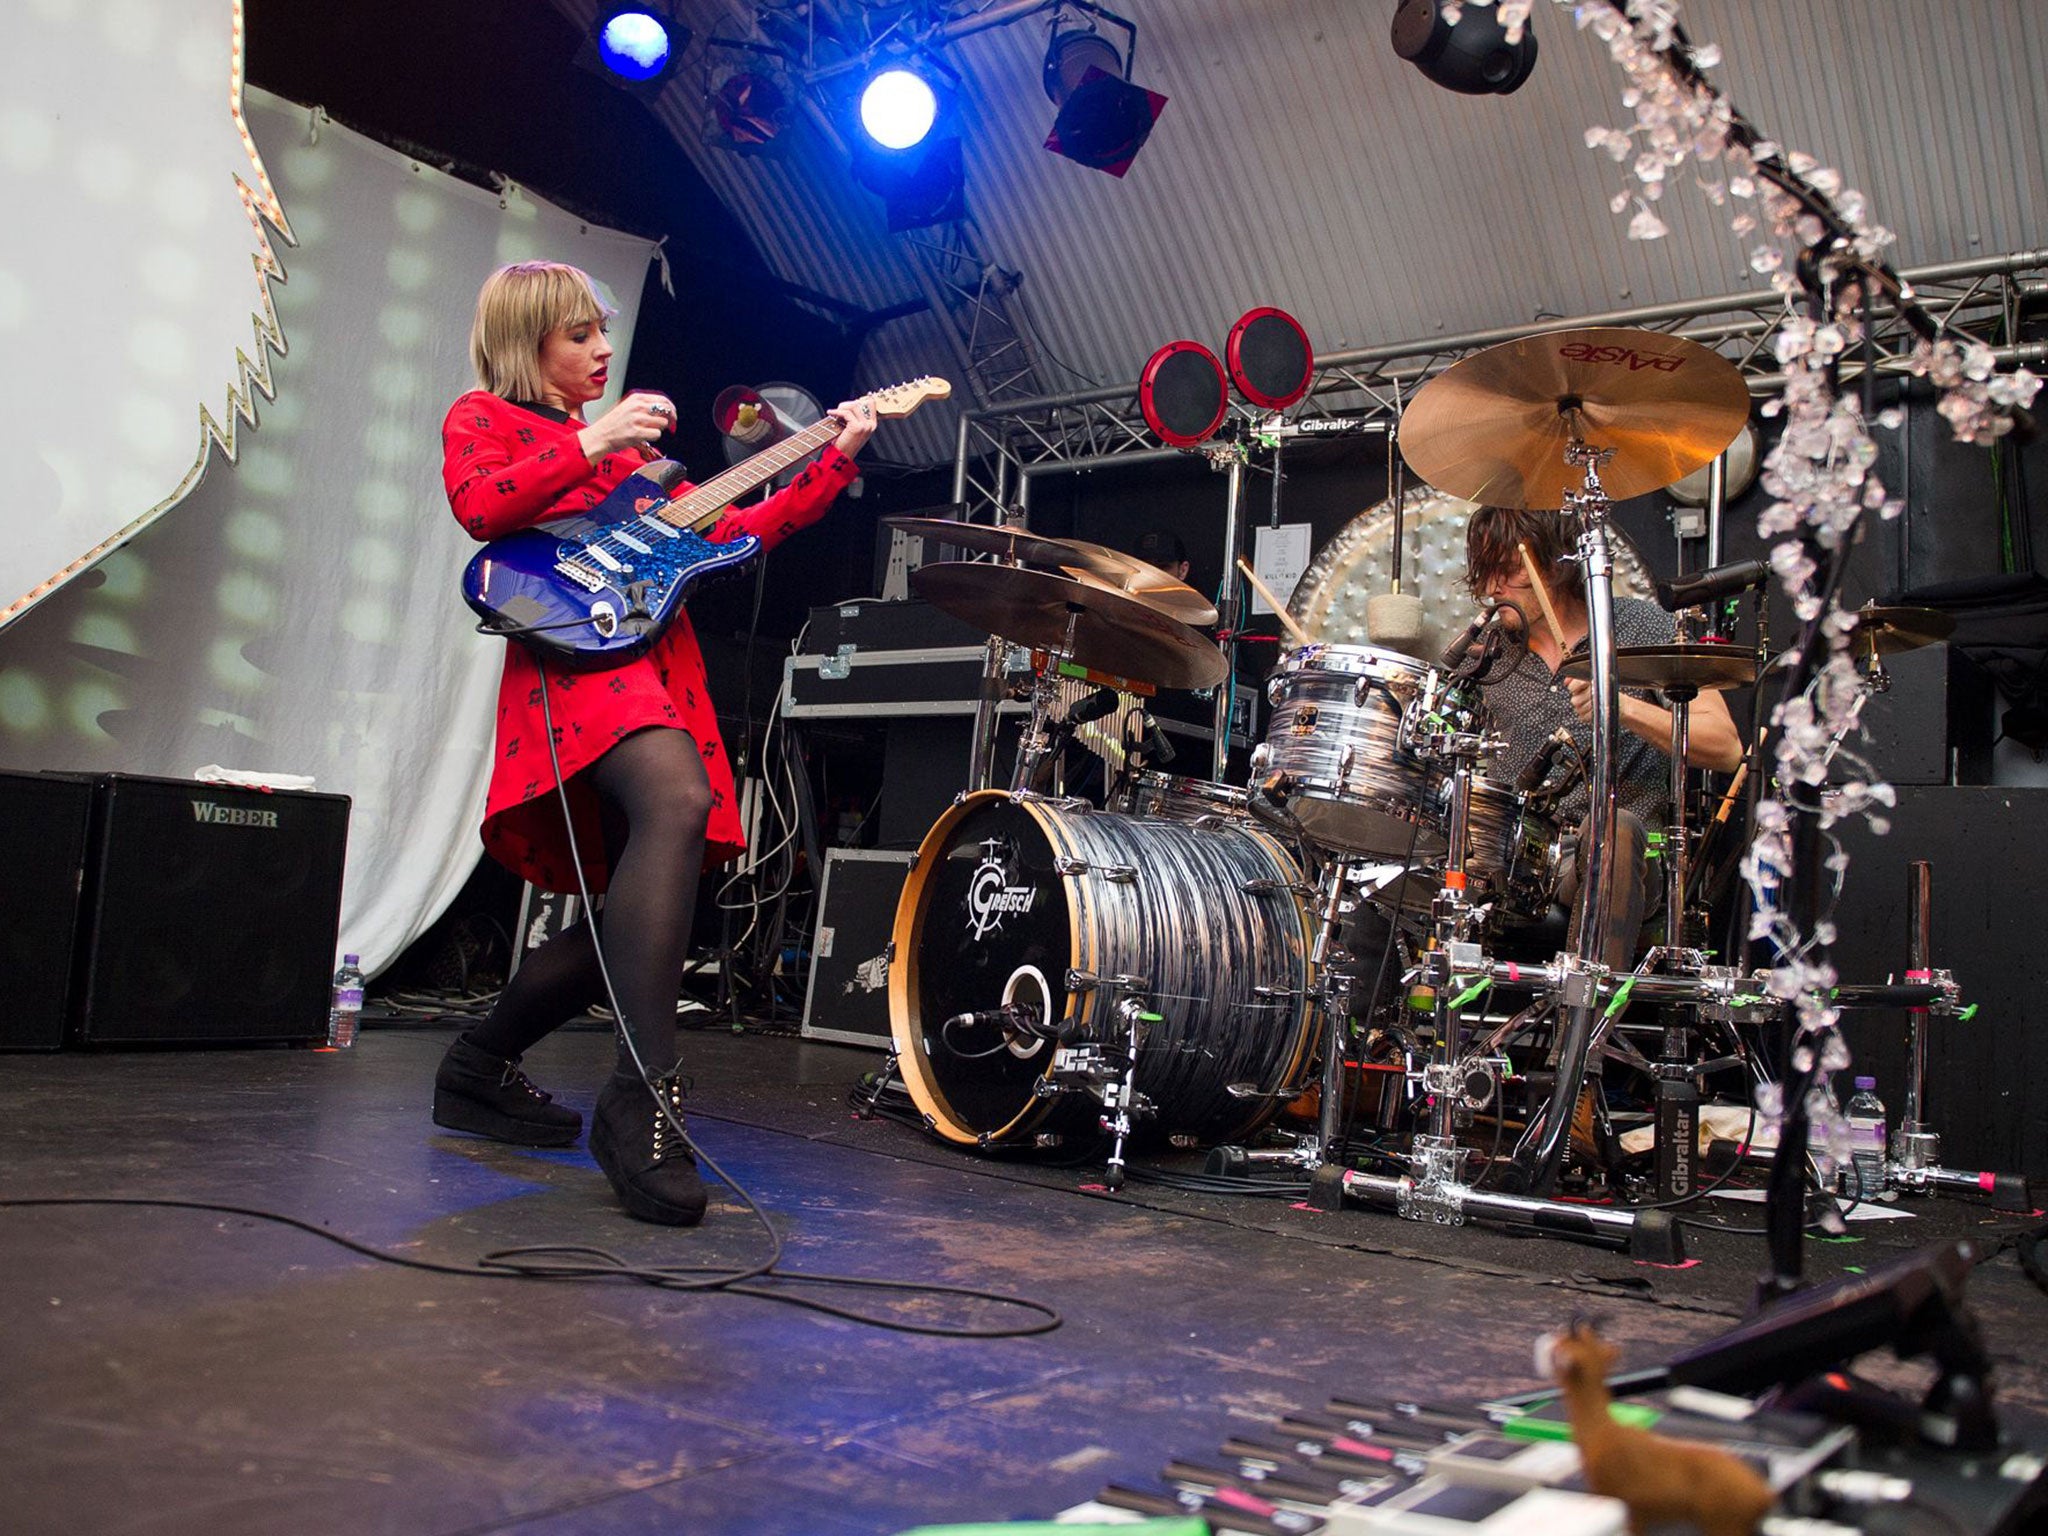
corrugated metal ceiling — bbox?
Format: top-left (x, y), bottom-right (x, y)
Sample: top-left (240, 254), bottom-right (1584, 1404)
top-left (556, 0), bottom-right (2046, 465)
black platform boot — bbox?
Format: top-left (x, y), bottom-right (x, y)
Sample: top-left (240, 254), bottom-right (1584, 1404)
top-left (433, 1037), bottom-right (583, 1147)
top-left (588, 1069), bottom-right (707, 1226)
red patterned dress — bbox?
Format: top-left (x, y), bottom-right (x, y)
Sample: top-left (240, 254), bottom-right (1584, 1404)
top-left (442, 390), bottom-right (856, 893)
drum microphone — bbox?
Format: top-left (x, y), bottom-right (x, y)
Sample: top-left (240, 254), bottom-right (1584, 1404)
top-left (1139, 713), bottom-right (1176, 765)
top-left (1655, 558), bottom-right (1768, 612)
top-left (1439, 613), bottom-right (1490, 670)
top-left (1516, 727), bottom-right (1574, 794)
top-left (1065, 687), bottom-right (1122, 727)
top-left (940, 1001), bottom-right (1048, 1047)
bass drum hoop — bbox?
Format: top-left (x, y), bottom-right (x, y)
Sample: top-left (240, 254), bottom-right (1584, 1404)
top-left (888, 790), bottom-right (1315, 1149)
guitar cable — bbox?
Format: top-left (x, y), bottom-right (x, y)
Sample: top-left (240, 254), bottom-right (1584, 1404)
top-left (523, 650), bottom-right (1059, 1335)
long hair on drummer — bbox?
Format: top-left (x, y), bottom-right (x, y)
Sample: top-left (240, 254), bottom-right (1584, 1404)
top-left (1464, 505), bottom-right (1586, 605)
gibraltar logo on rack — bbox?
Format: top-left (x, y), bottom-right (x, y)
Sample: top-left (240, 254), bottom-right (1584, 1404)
top-left (965, 838), bottom-right (1037, 940)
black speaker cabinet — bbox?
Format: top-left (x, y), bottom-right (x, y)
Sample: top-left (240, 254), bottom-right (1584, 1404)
top-left (73, 775), bottom-right (351, 1046)
top-left (0, 772), bottom-right (95, 1050)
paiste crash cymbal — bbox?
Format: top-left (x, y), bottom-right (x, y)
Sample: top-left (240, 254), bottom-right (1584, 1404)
top-left (910, 562), bottom-right (1229, 691)
top-left (1850, 603), bottom-right (1955, 656)
top-left (1398, 327), bottom-right (1752, 508)
top-left (1059, 538), bottom-right (1218, 626)
top-left (1558, 644), bottom-right (1759, 692)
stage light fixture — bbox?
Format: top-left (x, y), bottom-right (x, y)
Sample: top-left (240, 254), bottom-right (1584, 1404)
top-left (582, 4), bottom-right (690, 95)
top-left (859, 65), bottom-right (941, 150)
top-left (1390, 0), bottom-right (1537, 96)
top-left (1040, 15), bottom-right (1166, 177)
top-left (847, 61), bottom-right (964, 230)
top-left (705, 57), bottom-right (793, 155)
top-left (850, 132), bottom-right (967, 232)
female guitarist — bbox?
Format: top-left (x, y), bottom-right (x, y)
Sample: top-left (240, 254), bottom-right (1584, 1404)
top-left (432, 260), bottom-right (875, 1225)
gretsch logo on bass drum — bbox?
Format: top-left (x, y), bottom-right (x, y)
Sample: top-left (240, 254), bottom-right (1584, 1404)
top-left (965, 838), bottom-right (1036, 940)
top-left (1556, 340), bottom-right (1684, 373)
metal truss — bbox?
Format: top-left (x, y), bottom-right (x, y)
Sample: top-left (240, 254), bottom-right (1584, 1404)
top-left (894, 218), bottom-right (1055, 411)
top-left (949, 247), bottom-right (2048, 524)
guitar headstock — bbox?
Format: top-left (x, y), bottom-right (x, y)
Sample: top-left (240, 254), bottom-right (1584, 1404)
top-left (863, 376), bottom-right (953, 419)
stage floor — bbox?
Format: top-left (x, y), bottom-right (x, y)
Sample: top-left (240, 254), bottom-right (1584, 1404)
top-left (4, 1021), bottom-right (2043, 1536)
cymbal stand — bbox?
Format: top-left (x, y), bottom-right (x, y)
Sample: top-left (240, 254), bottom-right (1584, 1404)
top-left (1510, 440), bottom-right (1624, 1196)
top-left (1009, 609), bottom-right (1085, 793)
top-left (1881, 861), bottom-right (2029, 1208)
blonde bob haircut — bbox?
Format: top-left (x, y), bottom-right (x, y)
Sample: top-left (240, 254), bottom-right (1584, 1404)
top-left (469, 261), bottom-right (617, 400)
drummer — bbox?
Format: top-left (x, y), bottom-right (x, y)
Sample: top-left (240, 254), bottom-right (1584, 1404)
top-left (1134, 529), bottom-right (1193, 584)
top-left (1464, 505), bottom-right (1743, 967)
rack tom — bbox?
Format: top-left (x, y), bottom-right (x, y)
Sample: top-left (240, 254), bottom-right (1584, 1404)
top-left (1250, 643), bottom-right (1452, 857)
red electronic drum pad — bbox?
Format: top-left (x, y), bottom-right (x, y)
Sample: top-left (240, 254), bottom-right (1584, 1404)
top-left (1226, 306), bottom-right (1313, 411)
top-left (1139, 339), bottom-right (1228, 447)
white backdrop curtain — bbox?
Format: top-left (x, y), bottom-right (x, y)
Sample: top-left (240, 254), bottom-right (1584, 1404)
top-left (0, 84), bottom-right (656, 975)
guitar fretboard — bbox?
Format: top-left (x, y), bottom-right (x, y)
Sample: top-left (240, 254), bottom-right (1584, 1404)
top-left (658, 420), bottom-right (841, 533)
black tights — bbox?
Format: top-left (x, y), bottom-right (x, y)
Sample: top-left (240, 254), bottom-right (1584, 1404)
top-left (464, 727), bottom-right (712, 1079)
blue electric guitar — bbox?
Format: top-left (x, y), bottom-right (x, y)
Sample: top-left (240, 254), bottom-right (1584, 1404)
top-left (462, 375), bottom-right (950, 668)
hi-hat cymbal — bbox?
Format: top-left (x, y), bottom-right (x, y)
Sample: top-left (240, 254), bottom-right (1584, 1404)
top-left (1059, 538), bottom-right (1218, 626)
top-left (882, 515), bottom-right (1085, 569)
top-left (1850, 603), bottom-right (1955, 656)
top-left (909, 562), bottom-right (1228, 691)
top-left (1558, 644), bottom-right (1758, 692)
top-left (1398, 327), bottom-right (1752, 508)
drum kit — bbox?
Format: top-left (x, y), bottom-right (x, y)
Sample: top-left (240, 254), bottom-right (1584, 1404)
top-left (875, 326), bottom-right (1962, 1240)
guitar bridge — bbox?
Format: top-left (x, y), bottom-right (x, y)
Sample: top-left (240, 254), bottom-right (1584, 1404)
top-left (554, 559), bottom-right (605, 593)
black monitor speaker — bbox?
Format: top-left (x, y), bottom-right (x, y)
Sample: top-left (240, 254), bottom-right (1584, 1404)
top-left (0, 772), bottom-right (96, 1050)
top-left (72, 775), bottom-right (351, 1046)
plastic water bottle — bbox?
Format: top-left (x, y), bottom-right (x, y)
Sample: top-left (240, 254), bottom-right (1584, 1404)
top-left (1843, 1075), bottom-right (1887, 1201)
top-left (327, 954), bottom-right (365, 1049)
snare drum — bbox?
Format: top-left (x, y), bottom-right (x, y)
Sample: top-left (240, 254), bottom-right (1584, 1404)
top-left (889, 791), bottom-right (1315, 1148)
top-left (1250, 643), bottom-right (1449, 857)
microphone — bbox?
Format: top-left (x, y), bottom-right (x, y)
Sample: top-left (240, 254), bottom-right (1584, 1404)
top-left (1066, 687), bottom-right (1121, 727)
top-left (1439, 613), bottom-right (1489, 670)
top-left (1516, 727), bottom-right (1574, 794)
top-left (1656, 558), bottom-right (1768, 612)
top-left (1139, 714), bottom-right (1176, 766)
top-left (940, 1002), bottom-right (1045, 1049)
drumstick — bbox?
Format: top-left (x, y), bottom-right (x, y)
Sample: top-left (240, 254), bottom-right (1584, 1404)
top-left (1517, 541), bottom-right (1568, 652)
top-left (1236, 558), bottom-right (1314, 647)
top-left (1709, 761), bottom-right (1750, 826)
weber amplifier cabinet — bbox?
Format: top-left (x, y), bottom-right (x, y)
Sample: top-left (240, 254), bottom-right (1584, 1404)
top-left (73, 775), bottom-right (352, 1046)
top-left (0, 772), bottom-right (95, 1050)
top-left (800, 849), bottom-right (915, 1050)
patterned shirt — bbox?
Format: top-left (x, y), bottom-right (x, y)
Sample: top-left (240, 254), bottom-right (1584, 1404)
top-left (1478, 596), bottom-right (1678, 830)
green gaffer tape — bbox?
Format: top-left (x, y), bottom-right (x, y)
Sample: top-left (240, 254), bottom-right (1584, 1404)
top-left (1603, 975), bottom-right (1638, 1019)
top-left (896, 1524), bottom-right (1207, 1536)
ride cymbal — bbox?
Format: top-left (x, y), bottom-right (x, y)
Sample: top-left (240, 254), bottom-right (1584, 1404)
top-left (909, 562), bottom-right (1228, 691)
top-left (1398, 327), bottom-right (1751, 508)
top-left (1557, 643), bottom-right (1758, 692)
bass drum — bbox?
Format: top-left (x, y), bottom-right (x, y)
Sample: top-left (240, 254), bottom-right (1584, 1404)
top-left (889, 791), bottom-right (1315, 1149)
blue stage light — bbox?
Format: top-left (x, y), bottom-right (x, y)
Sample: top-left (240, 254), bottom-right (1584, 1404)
top-left (598, 10), bottom-right (675, 81)
top-left (858, 67), bottom-right (939, 151)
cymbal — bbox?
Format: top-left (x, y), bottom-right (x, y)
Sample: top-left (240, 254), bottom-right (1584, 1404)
top-left (1398, 327), bottom-right (1752, 508)
top-left (909, 562), bottom-right (1229, 691)
top-left (1558, 644), bottom-right (1758, 692)
top-left (882, 515), bottom-right (1084, 569)
top-left (1058, 538), bottom-right (1218, 626)
top-left (1850, 603), bottom-right (1954, 656)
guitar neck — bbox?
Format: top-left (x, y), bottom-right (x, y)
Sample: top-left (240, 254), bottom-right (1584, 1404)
top-left (659, 419), bottom-right (840, 533)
